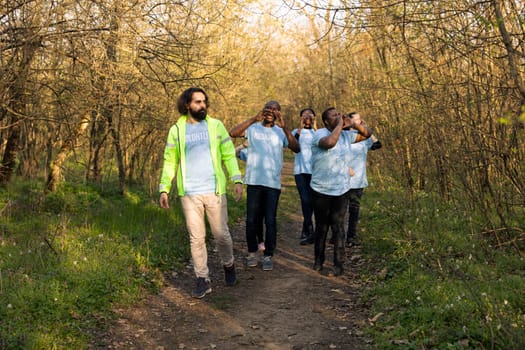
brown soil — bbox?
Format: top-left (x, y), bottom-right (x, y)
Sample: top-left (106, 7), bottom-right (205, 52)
top-left (91, 162), bottom-right (372, 350)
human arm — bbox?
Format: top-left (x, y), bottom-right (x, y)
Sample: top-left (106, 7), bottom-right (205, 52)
top-left (235, 140), bottom-right (248, 160)
top-left (229, 111), bottom-right (264, 138)
top-left (159, 192), bottom-right (169, 209)
top-left (233, 183), bottom-right (243, 202)
top-left (370, 134), bottom-right (382, 150)
top-left (158, 125), bottom-right (181, 206)
top-left (218, 122), bottom-right (244, 200)
top-left (318, 114), bottom-right (345, 149)
top-left (275, 110), bottom-right (300, 153)
top-left (294, 118), bottom-right (306, 139)
top-left (352, 118), bottom-right (372, 143)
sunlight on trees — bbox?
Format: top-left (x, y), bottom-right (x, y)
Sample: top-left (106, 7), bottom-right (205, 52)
top-left (0, 0), bottom-right (523, 233)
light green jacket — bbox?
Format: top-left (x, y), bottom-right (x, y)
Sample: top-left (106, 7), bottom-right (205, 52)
top-left (159, 115), bottom-right (242, 196)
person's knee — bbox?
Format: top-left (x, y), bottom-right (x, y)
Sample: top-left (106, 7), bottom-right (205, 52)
top-left (216, 232), bottom-right (232, 245)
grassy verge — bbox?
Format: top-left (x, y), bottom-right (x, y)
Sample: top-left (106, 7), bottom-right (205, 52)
top-left (357, 183), bottom-right (525, 349)
top-left (1, 171), bottom-right (523, 349)
top-left (0, 179), bottom-right (244, 349)
top-left (268, 152), bottom-right (524, 348)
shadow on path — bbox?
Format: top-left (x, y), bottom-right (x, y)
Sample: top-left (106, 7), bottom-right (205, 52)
top-left (91, 161), bottom-right (371, 349)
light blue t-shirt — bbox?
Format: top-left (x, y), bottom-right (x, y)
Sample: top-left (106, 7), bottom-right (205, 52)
top-left (238, 148), bottom-right (247, 162)
top-left (184, 121), bottom-right (215, 195)
top-left (349, 132), bottom-right (374, 189)
top-left (291, 128), bottom-right (315, 175)
top-left (310, 128), bottom-right (357, 196)
top-left (244, 123), bottom-right (288, 190)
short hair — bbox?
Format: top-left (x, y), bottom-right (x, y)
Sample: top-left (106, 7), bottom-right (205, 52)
top-left (177, 87), bottom-right (209, 115)
top-left (264, 100), bottom-right (281, 110)
top-left (299, 108), bottom-right (315, 116)
top-left (321, 107), bottom-right (336, 122)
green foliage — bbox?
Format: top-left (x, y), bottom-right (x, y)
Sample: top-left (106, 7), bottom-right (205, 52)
top-left (359, 184), bottom-right (525, 349)
top-left (0, 180), bottom-right (196, 349)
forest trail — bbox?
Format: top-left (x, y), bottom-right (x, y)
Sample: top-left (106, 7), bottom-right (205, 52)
top-left (91, 161), bottom-right (371, 349)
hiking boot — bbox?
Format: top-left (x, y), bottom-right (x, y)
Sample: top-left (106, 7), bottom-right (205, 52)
top-left (191, 277), bottom-right (212, 298)
top-left (262, 256), bottom-right (273, 271)
top-left (313, 260), bottom-right (323, 272)
top-left (224, 264), bottom-right (237, 286)
top-left (246, 252), bottom-right (258, 267)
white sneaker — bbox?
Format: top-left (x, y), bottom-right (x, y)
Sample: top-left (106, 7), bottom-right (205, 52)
top-left (246, 252), bottom-right (258, 267)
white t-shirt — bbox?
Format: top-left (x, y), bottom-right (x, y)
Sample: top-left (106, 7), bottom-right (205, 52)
top-left (184, 121), bottom-right (215, 195)
top-left (244, 123), bottom-right (288, 190)
top-left (349, 131), bottom-right (374, 189)
top-left (310, 128), bottom-right (357, 196)
top-left (292, 128), bottom-right (315, 175)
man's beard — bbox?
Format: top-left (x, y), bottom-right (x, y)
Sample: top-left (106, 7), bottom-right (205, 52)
top-left (190, 109), bottom-right (207, 120)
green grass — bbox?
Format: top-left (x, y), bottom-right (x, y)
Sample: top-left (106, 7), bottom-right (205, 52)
top-left (1, 172), bottom-right (523, 349)
top-left (357, 184), bottom-right (525, 349)
top-left (0, 179), bottom-right (210, 349)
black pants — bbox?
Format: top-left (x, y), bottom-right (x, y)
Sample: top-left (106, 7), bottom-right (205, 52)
top-left (347, 188), bottom-right (364, 239)
top-left (246, 185), bottom-right (281, 256)
top-left (312, 189), bottom-right (349, 267)
top-left (294, 173), bottom-right (314, 234)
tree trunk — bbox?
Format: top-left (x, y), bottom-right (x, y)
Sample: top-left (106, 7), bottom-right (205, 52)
top-left (106, 4), bottom-right (126, 195)
top-left (0, 39), bottom-right (39, 185)
top-left (86, 112), bottom-right (108, 183)
top-left (0, 121), bottom-right (21, 186)
top-left (107, 112), bottom-right (126, 195)
top-left (45, 114), bottom-right (90, 193)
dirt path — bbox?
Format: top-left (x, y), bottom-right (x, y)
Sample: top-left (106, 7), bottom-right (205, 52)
top-left (91, 163), bottom-right (371, 350)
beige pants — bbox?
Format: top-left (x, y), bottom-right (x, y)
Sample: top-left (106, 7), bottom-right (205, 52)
top-left (180, 194), bottom-right (234, 279)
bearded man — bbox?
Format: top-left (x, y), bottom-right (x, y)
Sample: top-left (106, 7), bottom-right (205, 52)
top-left (159, 87), bottom-right (243, 298)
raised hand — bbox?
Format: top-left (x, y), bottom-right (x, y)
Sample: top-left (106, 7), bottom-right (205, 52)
top-left (274, 109), bottom-right (286, 128)
top-left (253, 109), bottom-right (265, 122)
top-left (342, 114), bottom-right (354, 129)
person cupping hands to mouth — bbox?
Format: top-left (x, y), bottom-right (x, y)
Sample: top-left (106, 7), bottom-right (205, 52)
top-left (229, 100), bottom-right (300, 271)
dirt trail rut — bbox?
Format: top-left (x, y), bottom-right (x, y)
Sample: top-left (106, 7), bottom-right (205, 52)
top-left (92, 162), bottom-right (371, 350)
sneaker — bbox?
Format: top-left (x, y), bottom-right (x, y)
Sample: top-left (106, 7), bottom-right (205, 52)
top-left (258, 242), bottom-right (266, 252)
top-left (224, 264), bottom-right (237, 286)
top-left (262, 256), bottom-right (273, 271)
top-left (329, 265), bottom-right (344, 277)
top-left (300, 235), bottom-right (314, 245)
top-left (191, 277), bottom-right (212, 298)
top-left (246, 252), bottom-right (258, 267)
top-left (346, 235), bottom-right (359, 247)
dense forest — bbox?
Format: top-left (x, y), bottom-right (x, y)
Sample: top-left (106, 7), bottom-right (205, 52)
top-left (1, 0), bottom-right (523, 233)
top-left (1, 1), bottom-right (524, 348)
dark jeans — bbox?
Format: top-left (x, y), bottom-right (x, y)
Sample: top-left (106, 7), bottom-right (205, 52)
top-left (246, 185), bottom-right (281, 256)
top-left (347, 188), bottom-right (364, 239)
top-left (294, 174), bottom-right (314, 233)
top-left (312, 189), bottom-right (349, 267)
